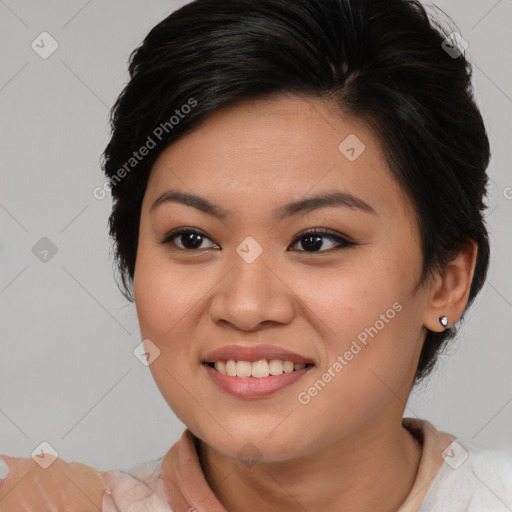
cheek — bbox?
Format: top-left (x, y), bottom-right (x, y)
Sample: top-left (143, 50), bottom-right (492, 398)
top-left (134, 243), bottom-right (196, 340)
top-left (293, 297), bottom-right (421, 449)
top-left (321, 288), bottom-right (413, 387)
top-left (133, 252), bottom-right (198, 423)
top-left (304, 259), bottom-right (423, 405)
top-left (307, 262), bottom-right (404, 348)
top-left (133, 244), bottom-right (212, 407)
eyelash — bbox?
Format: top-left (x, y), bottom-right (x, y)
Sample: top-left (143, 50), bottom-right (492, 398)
top-left (160, 227), bottom-right (355, 253)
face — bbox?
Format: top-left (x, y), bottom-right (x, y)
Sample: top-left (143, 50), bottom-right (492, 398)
top-left (133, 94), bottom-right (431, 463)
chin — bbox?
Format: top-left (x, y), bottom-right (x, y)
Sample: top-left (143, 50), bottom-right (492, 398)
top-left (192, 422), bottom-right (308, 465)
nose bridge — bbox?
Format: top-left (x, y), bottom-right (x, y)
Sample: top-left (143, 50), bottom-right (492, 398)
top-left (209, 236), bottom-right (294, 330)
top-left (232, 237), bottom-right (273, 296)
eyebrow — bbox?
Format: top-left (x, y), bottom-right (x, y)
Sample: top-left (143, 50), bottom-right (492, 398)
top-left (150, 189), bottom-right (377, 220)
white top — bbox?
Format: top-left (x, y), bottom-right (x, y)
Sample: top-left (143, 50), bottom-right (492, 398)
top-left (418, 437), bottom-right (512, 511)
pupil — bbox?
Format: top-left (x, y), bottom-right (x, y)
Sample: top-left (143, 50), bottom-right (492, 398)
top-left (302, 235), bottom-right (323, 251)
top-left (182, 233), bottom-right (203, 249)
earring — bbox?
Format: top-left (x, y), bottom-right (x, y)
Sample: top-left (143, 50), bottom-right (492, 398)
top-left (439, 315), bottom-right (448, 328)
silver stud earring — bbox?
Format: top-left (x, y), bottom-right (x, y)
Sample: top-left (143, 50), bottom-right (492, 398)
top-left (439, 315), bottom-right (448, 328)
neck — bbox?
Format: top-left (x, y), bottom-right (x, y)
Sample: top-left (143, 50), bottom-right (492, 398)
top-left (197, 414), bottom-right (422, 512)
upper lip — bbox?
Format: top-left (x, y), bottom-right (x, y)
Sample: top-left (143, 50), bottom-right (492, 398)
top-left (203, 344), bottom-right (314, 364)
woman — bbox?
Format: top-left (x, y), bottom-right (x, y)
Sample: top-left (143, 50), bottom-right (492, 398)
top-left (1, 0), bottom-right (511, 510)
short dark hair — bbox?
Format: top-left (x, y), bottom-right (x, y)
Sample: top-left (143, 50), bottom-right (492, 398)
top-left (101, 0), bottom-right (490, 385)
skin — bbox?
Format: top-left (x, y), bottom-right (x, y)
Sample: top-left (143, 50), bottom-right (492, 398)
top-left (133, 94), bottom-right (477, 512)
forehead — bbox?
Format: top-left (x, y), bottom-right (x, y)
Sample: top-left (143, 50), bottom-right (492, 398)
top-left (144, 95), bottom-right (414, 224)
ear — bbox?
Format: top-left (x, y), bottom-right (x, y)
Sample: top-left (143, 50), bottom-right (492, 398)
top-left (423, 241), bottom-right (478, 332)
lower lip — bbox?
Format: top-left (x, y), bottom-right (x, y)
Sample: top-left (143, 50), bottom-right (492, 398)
top-left (203, 363), bottom-right (312, 398)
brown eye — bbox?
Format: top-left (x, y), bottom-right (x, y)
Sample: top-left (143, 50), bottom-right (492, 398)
top-left (289, 228), bottom-right (355, 252)
top-left (160, 227), bottom-right (355, 253)
top-left (161, 228), bottom-right (219, 251)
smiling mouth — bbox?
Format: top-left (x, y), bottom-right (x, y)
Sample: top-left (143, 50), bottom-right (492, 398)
top-left (206, 359), bottom-right (315, 378)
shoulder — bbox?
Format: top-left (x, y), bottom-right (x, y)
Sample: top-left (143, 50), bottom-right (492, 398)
top-left (420, 438), bottom-right (512, 511)
top-left (0, 452), bottom-right (120, 511)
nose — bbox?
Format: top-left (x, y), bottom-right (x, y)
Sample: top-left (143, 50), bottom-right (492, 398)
top-left (208, 246), bottom-right (295, 332)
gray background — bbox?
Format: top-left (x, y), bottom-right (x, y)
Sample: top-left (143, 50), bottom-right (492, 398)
top-left (0, 0), bottom-right (511, 471)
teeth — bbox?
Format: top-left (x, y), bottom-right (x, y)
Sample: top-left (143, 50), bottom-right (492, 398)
top-left (269, 359), bottom-right (283, 375)
top-left (215, 360), bottom-right (227, 375)
top-left (236, 360), bottom-right (252, 377)
top-left (213, 359), bottom-right (310, 378)
top-left (283, 361), bottom-right (294, 373)
top-left (225, 359), bottom-right (236, 376)
top-left (251, 359), bottom-right (270, 378)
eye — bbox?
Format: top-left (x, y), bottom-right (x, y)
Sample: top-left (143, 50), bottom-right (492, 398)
top-left (288, 228), bottom-right (355, 252)
top-left (160, 228), bottom-right (219, 251)
top-left (160, 227), bottom-right (355, 252)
